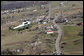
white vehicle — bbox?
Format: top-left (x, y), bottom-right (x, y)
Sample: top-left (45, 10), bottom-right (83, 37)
top-left (10, 20), bottom-right (31, 31)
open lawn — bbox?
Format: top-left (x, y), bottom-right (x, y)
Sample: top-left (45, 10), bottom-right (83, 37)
top-left (61, 26), bottom-right (83, 55)
top-left (62, 26), bottom-right (83, 41)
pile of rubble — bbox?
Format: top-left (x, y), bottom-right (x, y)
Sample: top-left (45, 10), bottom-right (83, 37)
top-left (1, 48), bottom-right (24, 55)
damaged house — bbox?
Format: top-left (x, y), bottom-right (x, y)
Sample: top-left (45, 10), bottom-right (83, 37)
top-left (55, 15), bottom-right (69, 23)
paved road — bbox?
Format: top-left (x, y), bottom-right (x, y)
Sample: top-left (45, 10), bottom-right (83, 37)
top-left (53, 20), bottom-right (63, 55)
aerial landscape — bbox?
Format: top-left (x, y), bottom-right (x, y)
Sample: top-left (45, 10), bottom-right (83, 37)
top-left (1, 1), bottom-right (83, 55)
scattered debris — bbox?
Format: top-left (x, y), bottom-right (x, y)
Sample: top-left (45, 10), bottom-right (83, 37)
top-left (46, 30), bottom-right (54, 34)
top-left (78, 31), bottom-right (83, 36)
top-left (77, 22), bottom-right (83, 26)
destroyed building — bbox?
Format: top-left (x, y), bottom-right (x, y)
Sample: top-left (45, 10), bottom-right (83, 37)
top-left (55, 15), bottom-right (68, 23)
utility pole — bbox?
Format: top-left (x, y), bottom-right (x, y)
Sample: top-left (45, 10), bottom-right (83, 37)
top-left (48, 1), bottom-right (51, 22)
top-left (59, 2), bottom-right (64, 16)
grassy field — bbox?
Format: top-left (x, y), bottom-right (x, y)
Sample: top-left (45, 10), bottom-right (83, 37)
top-left (1, 23), bottom-right (39, 48)
top-left (62, 26), bottom-right (83, 41)
top-left (61, 38), bottom-right (83, 55)
top-left (61, 26), bottom-right (83, 55)
top-left (1, 21), bottom-right (57, 54)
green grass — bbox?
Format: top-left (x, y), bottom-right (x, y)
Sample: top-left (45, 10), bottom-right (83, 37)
top-left (1, 23), bottom-right (39, 47)
top-left (61, 26), bottom-right (83, 55)
top-left (62, 26), bottom-right (83, 41)
top-left (62, 38), bottom-right (83, 55)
